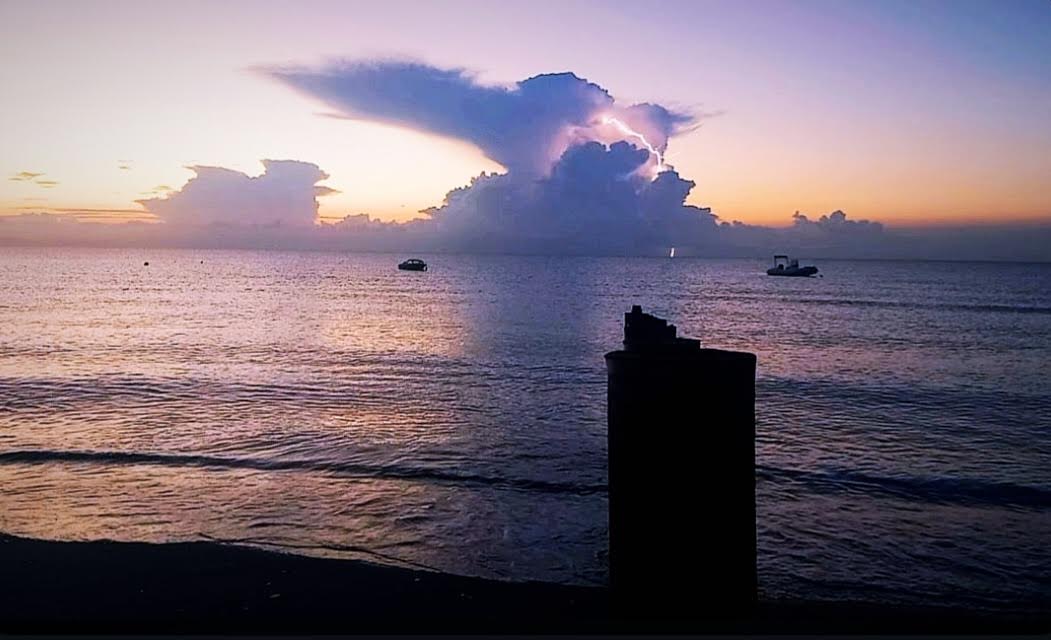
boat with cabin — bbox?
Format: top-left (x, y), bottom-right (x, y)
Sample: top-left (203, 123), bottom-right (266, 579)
top-left (398, 258), bottom-right (428, 272)
top-left (767, 255), bottom-right (818, 277)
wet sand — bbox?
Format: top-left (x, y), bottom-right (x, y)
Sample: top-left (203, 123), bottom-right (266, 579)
top-left (0, 533), bottom-right (1045, 634)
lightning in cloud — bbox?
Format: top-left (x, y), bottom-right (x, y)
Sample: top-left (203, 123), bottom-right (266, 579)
top-left (599, 115), bottom-right (668, 175)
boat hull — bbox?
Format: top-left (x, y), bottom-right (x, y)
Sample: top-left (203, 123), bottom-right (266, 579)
top-left (767, 267), bottom-right (818, 277)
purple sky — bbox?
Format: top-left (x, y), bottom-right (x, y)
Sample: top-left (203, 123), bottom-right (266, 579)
top-left (1, 0), bottom-right (1049, 259)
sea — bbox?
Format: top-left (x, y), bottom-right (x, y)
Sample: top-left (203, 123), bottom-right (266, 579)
top-left (0, 248), bottom-right (1048, 613)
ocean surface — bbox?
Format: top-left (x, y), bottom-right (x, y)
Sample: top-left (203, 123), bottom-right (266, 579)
top-left (1, 248), bottom-right (1049, 613)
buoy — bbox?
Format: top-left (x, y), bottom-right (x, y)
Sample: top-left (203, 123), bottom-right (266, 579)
top-left (144, 261), bottom-right (149, 266)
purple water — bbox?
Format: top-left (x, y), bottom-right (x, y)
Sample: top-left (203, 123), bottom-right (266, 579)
top-left (1, 248), bottom-right (1048, 613)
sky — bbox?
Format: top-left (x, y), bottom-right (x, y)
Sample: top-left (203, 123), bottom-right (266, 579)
top-left (1, 0), bottom-right (1049, 258)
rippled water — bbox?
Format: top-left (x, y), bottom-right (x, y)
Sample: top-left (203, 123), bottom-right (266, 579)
top-left (1, 248), bottom-right (1048, 612)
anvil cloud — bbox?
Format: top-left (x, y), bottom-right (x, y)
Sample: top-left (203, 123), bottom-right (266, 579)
top-left (266, 60), bottom-right (693, 178)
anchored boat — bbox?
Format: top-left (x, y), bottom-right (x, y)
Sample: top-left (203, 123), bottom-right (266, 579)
top-left (767, 255), bottom-right (818, 277)
top-left (398, 258), bottom-right (428, 272)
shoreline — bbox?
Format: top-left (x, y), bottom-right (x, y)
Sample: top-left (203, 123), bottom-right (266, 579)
top-left (1, 533), bottom-right (1046, 634)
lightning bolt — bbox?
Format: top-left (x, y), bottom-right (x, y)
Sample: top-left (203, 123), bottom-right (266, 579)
top-left (599, 115), bottom-right (668, 175)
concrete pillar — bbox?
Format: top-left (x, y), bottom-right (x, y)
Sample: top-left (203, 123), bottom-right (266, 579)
top-left (605, 305), bottom-right (757, 619)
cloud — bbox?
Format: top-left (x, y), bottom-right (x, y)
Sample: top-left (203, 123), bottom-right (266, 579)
top-left (259, 59), bottom-right (719, 252)
top-left (773, 209), bottom-right (888, 255)
top-left (265, 58), bottom-right (1030, 259)
top-left (3, 59), bottom-right (1046, 262)
top-left (44, 208), bottom-right (149, 214)
top-left (706, 209), bottom-right (890, 258)
top-left (412, 140), bottom-right (718, 254)
top-left (328, 213), bottom-right (403, 232)
top-left (791, 209), bottom-right (884, 236)
top-left (265, 60), bottom-right (694, 177)
top-left (9, 171), bottom-right (58, 187)
top-left (138, 159), bottom-right (336, 226)
top-left (9, 206), bottom-right (154, 223)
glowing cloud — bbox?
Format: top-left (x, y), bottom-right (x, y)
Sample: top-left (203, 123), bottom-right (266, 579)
top-left (598, 115), bottom-right (668, 175)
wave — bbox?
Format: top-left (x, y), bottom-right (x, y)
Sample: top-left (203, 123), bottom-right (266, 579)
top-left (703, 293), bottom-right (1051, 315)
top-left (798, 299), bottom-right (1051, 315)
top-left (758, 376), bottom-right (1051, 427)
top-left (0, 449), bottom-right (608, 496)
top-left (2, 449), bottom-right (1048, 510)
top-left (757, 464), bottom-right (1051, 510)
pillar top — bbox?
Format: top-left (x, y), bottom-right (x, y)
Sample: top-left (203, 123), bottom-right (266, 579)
top-left (623, 305), bottom-right (700, 353)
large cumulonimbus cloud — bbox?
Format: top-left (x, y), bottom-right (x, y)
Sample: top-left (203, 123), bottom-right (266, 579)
top-left (419, 141), bottom-right (719, 254)
top-left (258, 59), bottom-right (716, 253)
top-left (105, 61), bottom-right (898, 255)
top-left (266, 60), bottom-right (694, 177)
top-left (139, 159), bottom-right (336, 226)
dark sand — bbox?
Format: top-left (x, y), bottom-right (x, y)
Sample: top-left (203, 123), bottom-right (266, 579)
top-left (1, 533), bottom-right (1046, 634)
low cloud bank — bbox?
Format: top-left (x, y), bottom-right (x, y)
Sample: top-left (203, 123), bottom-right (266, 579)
top-left (5, 194), bottom-right (1048, 262)
top-left (139, 160), bottom-right (336, 226)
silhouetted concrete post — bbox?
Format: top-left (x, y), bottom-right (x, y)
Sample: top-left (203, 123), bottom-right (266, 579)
top-left (605, 305), bottom-right (757, 619)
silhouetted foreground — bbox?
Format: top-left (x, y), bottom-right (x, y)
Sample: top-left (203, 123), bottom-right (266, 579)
top-left (607, 306), bottom-right (757, 617)
top-left (2, 534), bottom-right (1046, 634)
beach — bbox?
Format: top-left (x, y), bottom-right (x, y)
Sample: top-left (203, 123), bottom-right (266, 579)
top-left (2, 533), bottom-right (1046, 634)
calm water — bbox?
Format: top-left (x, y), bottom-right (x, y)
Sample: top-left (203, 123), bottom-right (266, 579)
top-left (1, 248), bottom-right (1049, 612)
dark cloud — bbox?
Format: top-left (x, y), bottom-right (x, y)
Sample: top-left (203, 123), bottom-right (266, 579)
top-left (412, 141), bottom-right (717, 254)
top-left (775, 209), bottom-right (888, 255)
top-left (327, 213), bottom-right (402, 232)
top-left (265, 60), bottom-right (693, 177)
top-left (138, 160), bottom-right (336, 226)
top-left (792, 209), bottom-right (884, 236)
